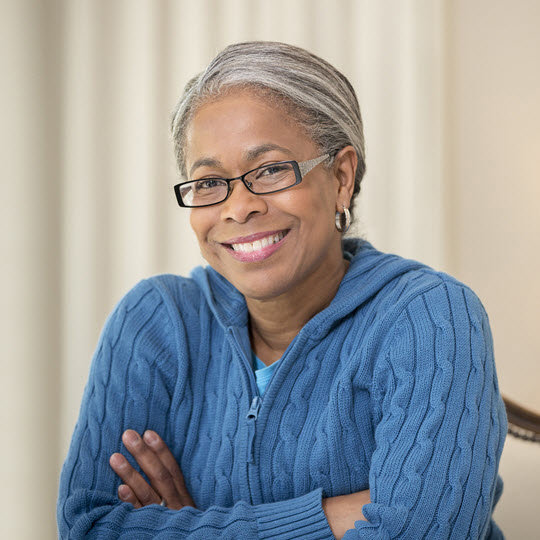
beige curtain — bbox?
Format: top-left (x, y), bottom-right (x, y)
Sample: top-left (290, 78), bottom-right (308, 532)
top-left (2, 1), bottom-right (538, 538)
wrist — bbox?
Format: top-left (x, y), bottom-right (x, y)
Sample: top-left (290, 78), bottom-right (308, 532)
top-left (322, 496), bottom-right (343, 539)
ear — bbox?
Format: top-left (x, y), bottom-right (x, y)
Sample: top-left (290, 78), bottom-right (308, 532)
top-left (332, 145), bottom-right (357, 210)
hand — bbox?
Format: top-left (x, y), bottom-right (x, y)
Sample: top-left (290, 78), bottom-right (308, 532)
top-left (109, 429), bottom-right (196, 510)
top-left (322, 489), bottom-right (371, 539)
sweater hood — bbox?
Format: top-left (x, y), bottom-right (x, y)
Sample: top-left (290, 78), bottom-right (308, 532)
top-left (190, 238), bottom-right (427, 339)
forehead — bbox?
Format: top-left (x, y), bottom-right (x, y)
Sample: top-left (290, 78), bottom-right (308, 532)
top-left (184, 91), bottom-right (317, 166)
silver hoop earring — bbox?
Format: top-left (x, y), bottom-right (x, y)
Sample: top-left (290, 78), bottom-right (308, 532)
top-left (335, 206), bottom-right (351, 233)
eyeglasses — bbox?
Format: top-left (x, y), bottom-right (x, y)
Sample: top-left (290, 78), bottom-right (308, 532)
top-left (174, 153), bottom-right (330, 208)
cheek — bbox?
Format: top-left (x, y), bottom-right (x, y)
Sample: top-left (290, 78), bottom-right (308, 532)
top-left (190, 211), bottom-right (212, 248)
top-left (302, 185), bottom-right (339, 239)
top-left (282, 177), bottom-right (334, 211)
top-left (287, 183), bottom-right (336, 227)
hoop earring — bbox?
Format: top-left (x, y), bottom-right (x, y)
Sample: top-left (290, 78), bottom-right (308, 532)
top-left (335, 206), bottom-right (351, 233)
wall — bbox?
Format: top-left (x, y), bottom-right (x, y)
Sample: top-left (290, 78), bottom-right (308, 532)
top-left (446, 2), bottom-right (540, 536)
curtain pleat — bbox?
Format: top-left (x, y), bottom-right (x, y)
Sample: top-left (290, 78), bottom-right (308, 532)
top-left (2, 2), bottom-right (63, 539)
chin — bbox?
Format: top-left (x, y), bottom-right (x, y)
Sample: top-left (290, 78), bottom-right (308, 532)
top-left (203, 246), bottom-right (304, 301)
top-left (238, 285), bottom-right (283, 302)
top-left (229, 269), bottom-right (299, 302)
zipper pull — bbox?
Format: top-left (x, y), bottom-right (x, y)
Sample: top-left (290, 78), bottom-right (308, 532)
top-left (246, 396), bottom-right (262, 464)
top-left (247, 396), bottom-right (262, 420)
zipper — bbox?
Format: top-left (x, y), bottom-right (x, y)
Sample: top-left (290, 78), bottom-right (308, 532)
top-left (246, 395), bottom-right (262, 464)
top-left (228, 327), bottom-right (259, 396)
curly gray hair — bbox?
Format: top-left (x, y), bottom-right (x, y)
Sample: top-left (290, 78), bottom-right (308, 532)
top-left (170, 41), bottom-right (366, 220)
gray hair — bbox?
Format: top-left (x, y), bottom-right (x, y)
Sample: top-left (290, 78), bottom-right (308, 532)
top-left (170, 41), bottom-right (366, 220)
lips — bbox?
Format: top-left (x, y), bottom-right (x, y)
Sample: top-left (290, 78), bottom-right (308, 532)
top-left (222, 229), bottom-right (289, 245)
top-left (220, 229), bottom-right (290, 262)
top-left (230, 231), bottom-right (286, 252)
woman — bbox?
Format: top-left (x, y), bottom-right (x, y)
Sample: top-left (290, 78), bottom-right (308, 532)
top-left (57, 42), bottom-right (507, 539)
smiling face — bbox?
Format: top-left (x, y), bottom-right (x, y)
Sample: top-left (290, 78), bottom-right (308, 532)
top-left (185, 89), bottom-right (352, 301)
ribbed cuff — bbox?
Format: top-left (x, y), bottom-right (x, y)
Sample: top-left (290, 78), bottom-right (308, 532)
top-left (253, 487), bottom-right (335, 539)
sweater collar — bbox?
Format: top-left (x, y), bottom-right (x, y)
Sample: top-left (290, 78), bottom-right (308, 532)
top-left (190, 238), bottom-right (426, 338)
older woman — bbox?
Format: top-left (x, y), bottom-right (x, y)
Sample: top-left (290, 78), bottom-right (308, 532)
top-left (57, 42), bottom-right (506, 539)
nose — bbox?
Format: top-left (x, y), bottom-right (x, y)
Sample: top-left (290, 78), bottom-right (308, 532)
top-left (220, 178), bottom-right (268, 223)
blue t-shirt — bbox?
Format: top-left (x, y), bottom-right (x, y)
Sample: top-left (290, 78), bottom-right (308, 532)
top-left (252, 352), bottom-right (279, 396)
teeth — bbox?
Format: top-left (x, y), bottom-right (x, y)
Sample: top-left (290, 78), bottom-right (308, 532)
top-left (231, 231), bottom-right (285, 252)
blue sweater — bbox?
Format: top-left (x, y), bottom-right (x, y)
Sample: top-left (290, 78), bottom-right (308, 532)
top-left (57, 239), bottom-right (507, 539)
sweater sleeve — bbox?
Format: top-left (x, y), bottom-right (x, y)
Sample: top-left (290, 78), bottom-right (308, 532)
top-left (57, 279), bottom-right (334, 540)
top-left (343, 280), bottom-right (507, 539)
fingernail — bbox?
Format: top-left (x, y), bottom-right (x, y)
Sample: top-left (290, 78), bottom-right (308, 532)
top-left (110, 453), bottom-right (124, 468)
top-left (118, 484), bottom-right (129, 500)
top-left (124, 430), bottom-right (140, 446)
top-left (144, 430), bottom-right (158, 445)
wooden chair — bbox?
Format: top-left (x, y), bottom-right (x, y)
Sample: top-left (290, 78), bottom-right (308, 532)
top-left (502, 395), bottom-right (540, 443)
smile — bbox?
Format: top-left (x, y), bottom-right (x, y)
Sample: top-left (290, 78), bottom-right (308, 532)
top-left (222, 229), bottom-right (289, 262)
top-left (231, 231), bottom-right (286, 252)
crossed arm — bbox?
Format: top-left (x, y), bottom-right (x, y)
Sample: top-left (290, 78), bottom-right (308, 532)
top-left (110, 428), bottom-right (369, 539)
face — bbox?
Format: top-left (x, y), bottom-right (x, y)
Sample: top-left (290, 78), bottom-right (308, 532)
top-left (185, 90), bottom-right (350, 301)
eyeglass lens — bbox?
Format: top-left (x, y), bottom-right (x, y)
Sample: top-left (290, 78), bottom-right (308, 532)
top-left (180, 162), bottom-right (297, 207)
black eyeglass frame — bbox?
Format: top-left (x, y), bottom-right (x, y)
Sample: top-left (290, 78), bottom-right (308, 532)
top-left (173, 153), bottom-right (330, 208)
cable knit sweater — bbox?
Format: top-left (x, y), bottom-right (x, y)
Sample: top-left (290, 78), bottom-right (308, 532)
top-left (57, 239), bottom-right (507, 539)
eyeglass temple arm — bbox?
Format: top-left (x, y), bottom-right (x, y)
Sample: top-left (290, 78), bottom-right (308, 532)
top-left (298, 153), bottom-right (331, 176)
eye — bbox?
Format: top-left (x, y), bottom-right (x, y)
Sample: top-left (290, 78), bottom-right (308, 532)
top-left (193, 178), bottom-right (227, 191)
top-left (256, 163), bottom-right (289, 178)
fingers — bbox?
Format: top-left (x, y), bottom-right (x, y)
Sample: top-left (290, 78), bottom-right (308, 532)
top-left (142, 430), bottom-right (196, 508)
top-left (122, 429), bottom-right (196, 510)
top-left (110, 429), bottom-right (196, 510)
top-left (118, 483), bottom-right (141, 508)
top-left (109, 452), bottom-right (160, 507)
top-left (120, 429), bottom-right (185, 509)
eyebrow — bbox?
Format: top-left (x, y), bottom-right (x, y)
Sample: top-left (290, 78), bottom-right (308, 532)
top-left (189, 143), bottom-right (294, 178)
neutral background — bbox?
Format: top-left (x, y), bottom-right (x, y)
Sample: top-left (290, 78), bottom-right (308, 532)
top-left (2, 0), bottom-right (539, 538)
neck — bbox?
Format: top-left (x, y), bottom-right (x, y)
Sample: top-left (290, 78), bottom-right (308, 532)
top-left (247, 253), bottom-right (349, 366)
